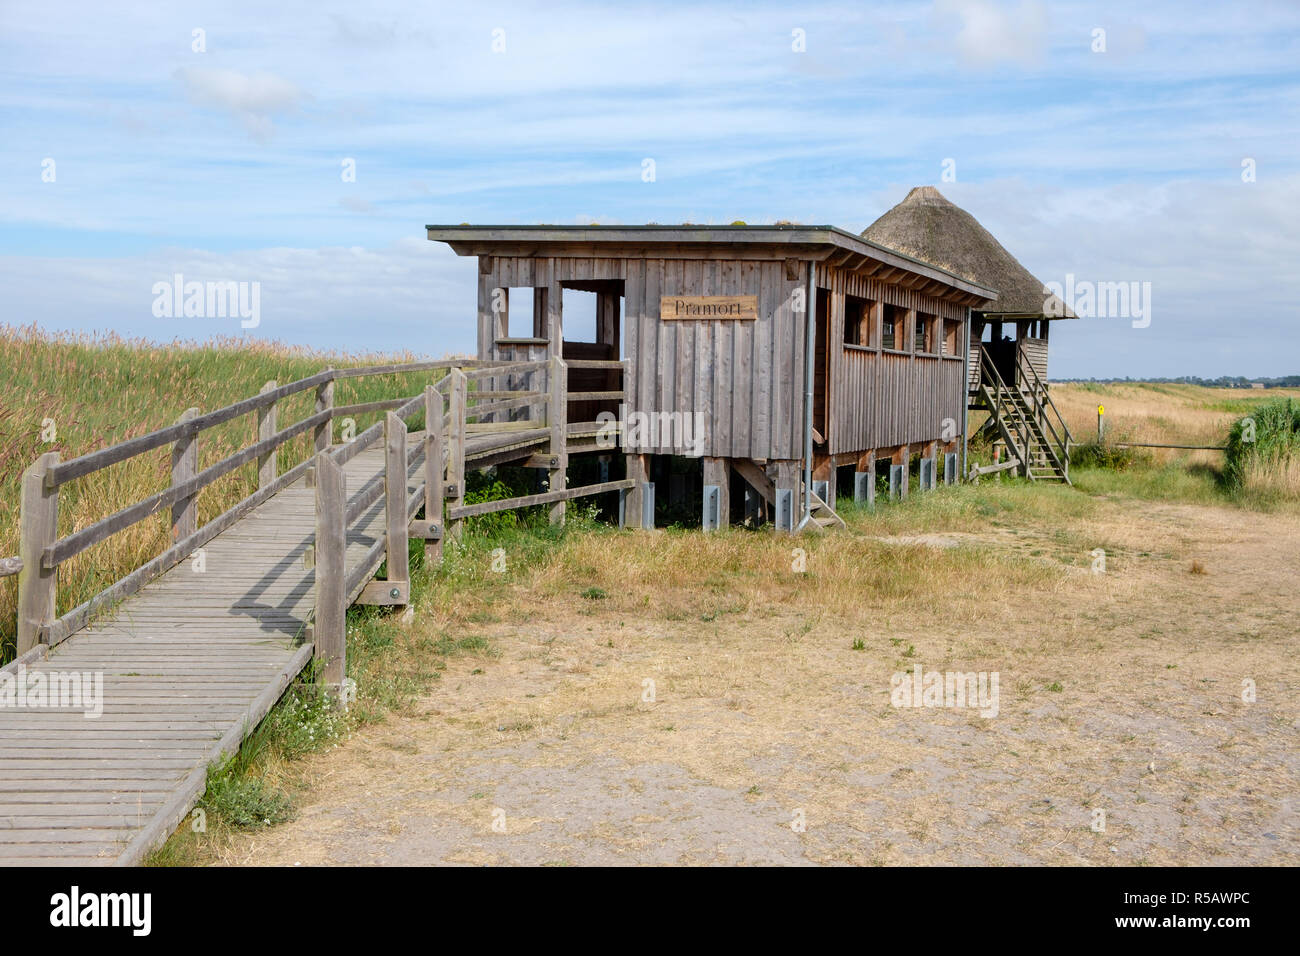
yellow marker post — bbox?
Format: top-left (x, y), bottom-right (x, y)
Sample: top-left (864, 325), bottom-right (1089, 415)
top-left (1097, 405), bottom-right (1105, 442)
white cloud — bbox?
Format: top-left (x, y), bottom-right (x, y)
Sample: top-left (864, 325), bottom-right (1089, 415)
top-left (174, 67), bottom-right (305, 141)
top-left (935, 0), bottom-right (1050, 66)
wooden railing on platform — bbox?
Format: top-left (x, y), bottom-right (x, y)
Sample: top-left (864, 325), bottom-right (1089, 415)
top-left (10, 355), bottom-right (628, 694)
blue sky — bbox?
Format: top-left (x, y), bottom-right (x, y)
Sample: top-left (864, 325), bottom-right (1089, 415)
top-left (2, 0), bottom-right (1297, 377)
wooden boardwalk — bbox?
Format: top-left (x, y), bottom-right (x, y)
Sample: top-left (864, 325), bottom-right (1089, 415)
top-left (1, 358), bottom-right (632, 866)
top-left (0, 443), bottom-right (415, 865)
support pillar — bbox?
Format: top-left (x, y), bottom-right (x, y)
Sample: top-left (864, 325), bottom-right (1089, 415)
top-left (774, 460), bottom-right (799, 533)
top-left (702, 457), bottom-right (730, 531)
top-left (894, 444), bottom-right (910, 499)
top-left (625, 453), bottom-right (649, 529)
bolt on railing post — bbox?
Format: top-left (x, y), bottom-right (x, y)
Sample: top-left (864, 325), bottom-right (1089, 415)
top-left (447, 368), bottom-right (468, 545)
top-left (17, 452), bottom-right (60, 654)
top-left (258, 380), bottom-right (278, 489)
top-left (314, 369), bottom-right (336, 453)
top-left (423, 384), bottom-right (444, 564)
top-left (312, 451), bottom-right (347, 706)
top-left (383, 412), bottom-right (410, 601)
top-left (548, 356), bottom-right (568, 526)
top-left (171, 408), bottom-right (200, 542)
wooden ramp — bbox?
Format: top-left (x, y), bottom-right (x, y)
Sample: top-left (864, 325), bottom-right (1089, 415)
top-left (0, 358), bottom-right (630, 866)
top-left (0, 443), bottom-right (415, 865)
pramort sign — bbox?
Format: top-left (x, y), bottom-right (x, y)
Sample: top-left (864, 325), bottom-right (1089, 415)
top-left (660, 295), bottom-right (758, 321)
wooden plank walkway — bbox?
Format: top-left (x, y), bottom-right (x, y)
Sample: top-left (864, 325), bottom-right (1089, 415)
top-left (0, 442), bottom-right (421, 866)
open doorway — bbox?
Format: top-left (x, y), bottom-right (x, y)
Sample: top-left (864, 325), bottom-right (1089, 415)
top-left (560, 279), bottom-right (625, 425)
top-left (982, 320), bottom-right (1017, 386)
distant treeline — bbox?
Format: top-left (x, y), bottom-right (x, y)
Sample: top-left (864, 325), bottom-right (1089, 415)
top-left (1057, 376), bottom-right (1300, 388)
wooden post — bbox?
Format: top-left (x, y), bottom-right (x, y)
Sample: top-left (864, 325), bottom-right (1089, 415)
top-left (894, 444), bottom-right (910, 499)
top-left (812, 455), bottom-right (835, 510)
top-left (313, 452), bottom-right (347, 702)
top-left (17, 452), bottom-right (59, 654)
top-left (314, 370), bottom-right (335, 453)
top-left (257, 381), bottom-right (278, 489)
top-left (625, 453), bottom-right (648, 529)
top-left (423, 383), bottom-right (444, 563)
top-left (855, 449), bottom-right (876, 508)
top-left (774, 460), bottom-right (799, 533)
top-left (383, 412), bottom-right (410, 601)
top-left (171, 408), bottom-right (200, 542)
top-left (703, 457), bottom-right (730, 531)
top-left (923, 439), bottom-right (938, 492)
top-left (548, 355), bottom-right (568, 525)
top-left (867, 449), bottom-right (877, 504)
top-left (448, 368), bottom-right (467, 544)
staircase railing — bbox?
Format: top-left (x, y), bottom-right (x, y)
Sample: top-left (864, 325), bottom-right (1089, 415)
top-left (978, 350), bottom-right (1037, 475)
top-left (1014, 349), bottom-right (1073, 477)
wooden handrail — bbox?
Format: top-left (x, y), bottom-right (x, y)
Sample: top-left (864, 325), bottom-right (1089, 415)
top-left (564, 359), bottom-right (625, 369)
top-left (46, 370), bottom-right (335, 488)
top-left (463, 359), bottom-right (549, 381)
top-left (331, 357), bottom-right (524, 379)
top-left (1015, 349), bottom-right (1074, 450)
top-left (42, 410), bottom-right (330, 568)
top-left (44, 358), bottom-right (476, 489)
top-left (447, 478), bottom-right (632, 520)
top-left (464, 393), bottom-right (548, 420)
top-left (329, 419), bottom-right (386, 467)
top-left (12, 354), bottom-right (564, 656)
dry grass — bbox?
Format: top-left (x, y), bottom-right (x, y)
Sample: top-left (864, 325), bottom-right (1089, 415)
top-left (1240, 452), bottom-right (1300, 499)
top-left (168, 483), bottom-right (1300, 866)
top-left (1052, 382), bottom-right (1300, 466)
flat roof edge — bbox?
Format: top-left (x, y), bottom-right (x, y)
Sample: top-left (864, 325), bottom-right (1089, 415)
top-left (425, 224), bottom-right (998, 300)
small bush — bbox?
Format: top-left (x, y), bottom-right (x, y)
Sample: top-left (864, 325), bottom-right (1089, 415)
top-left (1224, 398), bottom-right (1300, 500)
top-left (202, 769), bottom-right (294, 828)
top-left (1071, 442), bottom-right (1143, 471)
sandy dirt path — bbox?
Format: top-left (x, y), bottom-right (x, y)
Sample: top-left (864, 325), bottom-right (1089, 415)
top-left (210, 496), bottom-right (1299, 866)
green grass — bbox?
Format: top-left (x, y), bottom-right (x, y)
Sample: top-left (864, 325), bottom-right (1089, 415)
top-left (1070, 461), bottom-right (1225, 505)
top-left (1224, 397), bottom-right (1300, 500)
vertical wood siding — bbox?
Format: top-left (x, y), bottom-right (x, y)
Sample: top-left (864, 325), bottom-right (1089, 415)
top-left (478, 255), bottom-right (971, 460)
top-left (819, 264), bottom-right (969, 453)
top-left (1020, 336), bottom-right (1048, 381)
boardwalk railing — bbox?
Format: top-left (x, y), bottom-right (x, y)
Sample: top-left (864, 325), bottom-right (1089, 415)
top-left (9, 355), bottom-right (633, 695)
top-left (11, 359), bottom-right (501, 656)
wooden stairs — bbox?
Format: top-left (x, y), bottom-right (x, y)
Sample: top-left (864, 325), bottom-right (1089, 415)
top-left (974, 350), bottom-right (1073, 484)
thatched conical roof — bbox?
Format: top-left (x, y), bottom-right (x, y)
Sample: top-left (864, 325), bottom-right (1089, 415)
top-left (861, 186), bottom-right (1075, 319)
